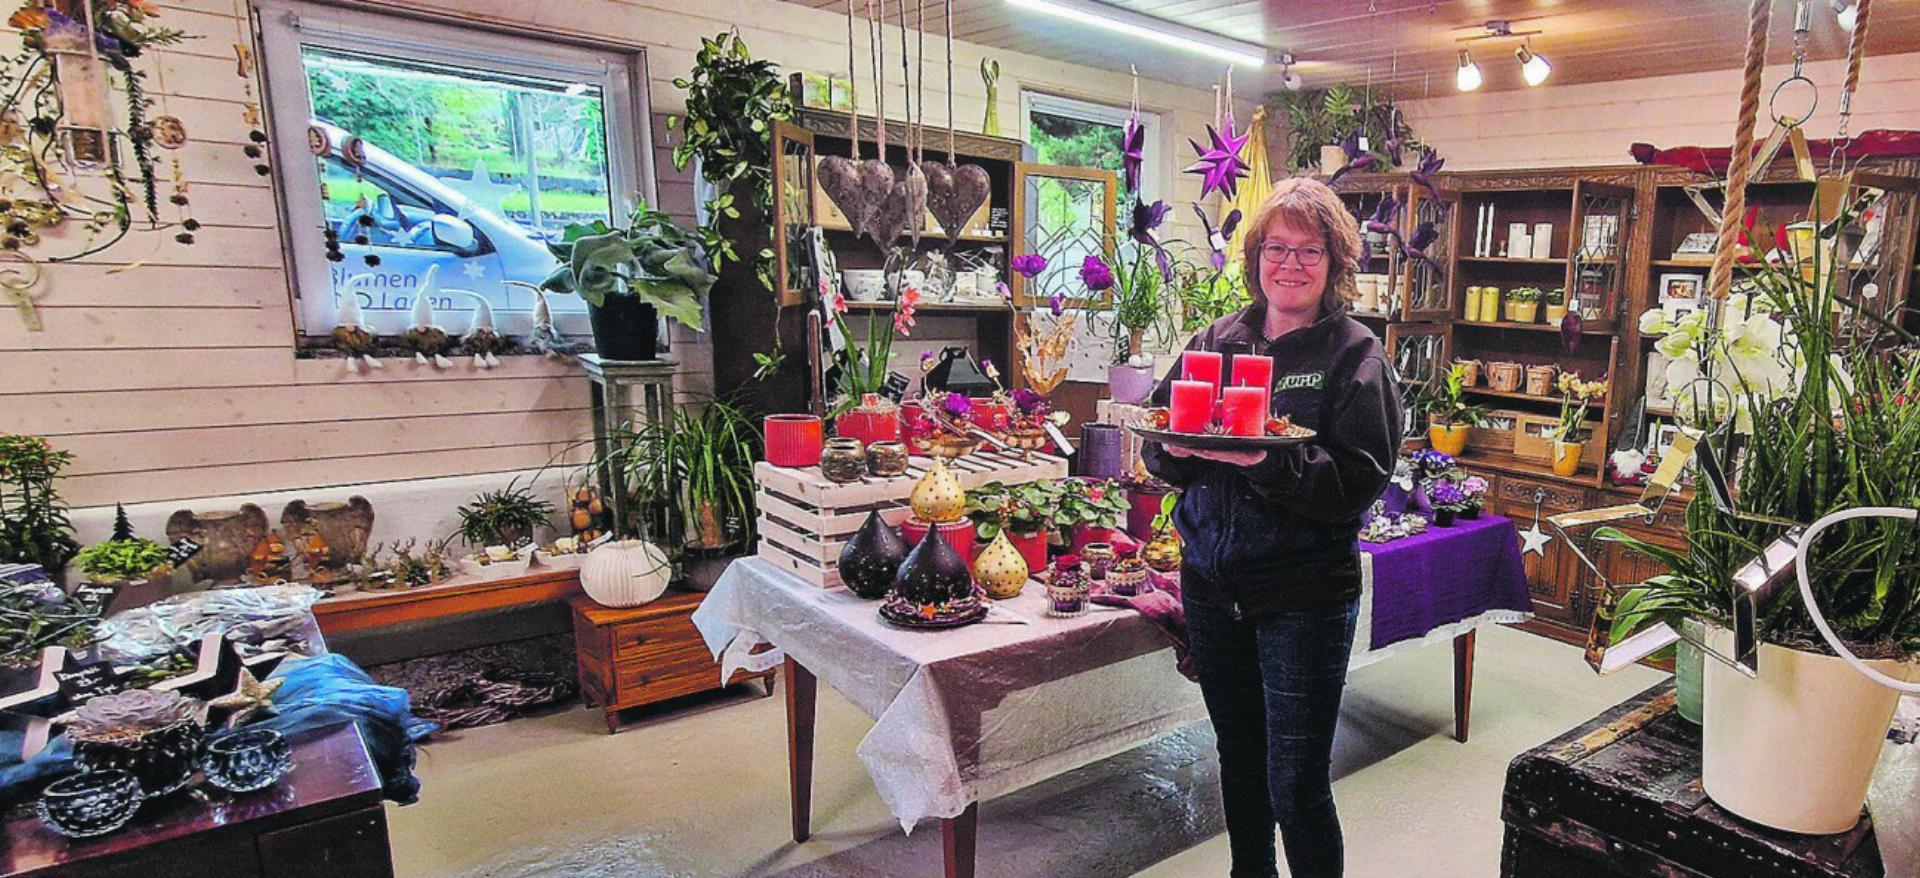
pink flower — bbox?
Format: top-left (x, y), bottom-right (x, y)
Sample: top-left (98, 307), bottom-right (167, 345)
top-left (1087, 486), bottom-right (1105, 501)
top-left (828, 290), bottom-right (848, 313)
top-left (894, 284), bottom-right (920, 333)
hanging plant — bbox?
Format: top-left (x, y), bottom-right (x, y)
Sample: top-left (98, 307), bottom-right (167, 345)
top-left (1267, 84), bottom-right (1420, 173)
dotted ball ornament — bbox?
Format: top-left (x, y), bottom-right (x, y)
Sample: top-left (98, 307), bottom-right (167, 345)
top-left (909, 459), bottom-right (967, 524)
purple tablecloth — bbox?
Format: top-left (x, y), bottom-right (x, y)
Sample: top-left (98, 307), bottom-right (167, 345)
top-left (1360, 513), bottom-right (1533, 650)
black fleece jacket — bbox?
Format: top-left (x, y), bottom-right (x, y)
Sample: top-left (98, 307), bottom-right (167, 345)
top-left (1142, 303), bottom-right (1402, 618)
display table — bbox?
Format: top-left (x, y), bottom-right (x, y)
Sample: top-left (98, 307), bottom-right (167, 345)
top-left (1501, 685), bottom-right (1916, 877)
top-left (694, 540), bottom-right (1532, 878)
top-left (1, 722), bottom-right (392, 878)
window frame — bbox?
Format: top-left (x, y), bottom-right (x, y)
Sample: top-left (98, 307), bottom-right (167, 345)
top-left (1019, 90), bottom-right (1164, 201)
top-left (257, 0), bottom-right (656, 337)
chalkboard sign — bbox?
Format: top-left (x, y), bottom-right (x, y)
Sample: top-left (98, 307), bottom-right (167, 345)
top-left (881, 371), bottom-right (910, 403)
top-left (166, 537), bottom-right (203, 566)
top-left (54, 661), bottom-right (122, 704)
top-left (71, 582), bottom-right (118, 608)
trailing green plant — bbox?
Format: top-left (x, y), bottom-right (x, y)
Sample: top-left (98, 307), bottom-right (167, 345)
top-left (1176, 258), bottom-right (1250, 333)
top-left (74, 538), bottom-right (169, 582)
top-left (622, 398), bottom-right (762, 551)
top-left (965, 480), bottom-right (1063, 540)
top-left (1420, 363), bottom-right (1492, 428)
top-left (540, 201), bottom-right (714, 328)
top-left (1266, 84), bottom-right (1420, 173)
top-left (456, 478), bottom-right (556, 548)
top-left (668, 31), bottom-right (794, 379)
top-left (1600, 211), bottom-right (1920, 660)
top-left (0, 434), bottom-right (79, 577)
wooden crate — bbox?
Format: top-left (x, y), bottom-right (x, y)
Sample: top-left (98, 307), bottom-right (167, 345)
top-left (1469, 408), bottom-right (1524, 454)
top-left (1512, 413), bottom-right (1602, 465)
top-left (754, 450), bottom-right (1068, 588)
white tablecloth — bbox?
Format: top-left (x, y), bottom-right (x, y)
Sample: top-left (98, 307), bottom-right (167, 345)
top-left (693, 557), bottom-right (1206, 831)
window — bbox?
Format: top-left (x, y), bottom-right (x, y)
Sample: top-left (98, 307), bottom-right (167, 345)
top-left (1020, 92), bottom-right (1162, 200)
top-left (259, 1), bottom-right (651, 337)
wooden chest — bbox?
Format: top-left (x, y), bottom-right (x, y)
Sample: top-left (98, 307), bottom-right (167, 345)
top-left (754, 450), bottom-right (1068, 588)
top-left (1502, 684), bottom-right (1886, 877)
top-left (569, 591), bottom-right (774, 733)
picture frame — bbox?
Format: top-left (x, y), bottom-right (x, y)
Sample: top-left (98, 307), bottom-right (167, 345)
top-left (1672, 231), bottom-right (1719, 260)
top-left (1659, 272), bottom-right (1704, 310)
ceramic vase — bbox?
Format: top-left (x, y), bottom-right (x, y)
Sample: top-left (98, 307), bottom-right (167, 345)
top-left (764, 414), bottom-right (825, 467)
top-left (1126, 486), bottom-right (1170, 540)
top-left (1107, 363), bottom-right (1155, 405)
top-left (893, 527), bottom-right (974, 606)
top-left (972, 533), bottom-right (1030, 599)
top-left (279, 497), bottom-right (374, 571)
top-left (838, 511), bottom-right (908, 600)
top-left (1428, 422), bottom-right (1470, 456)
top-left (1551, 440), bottom-right (1584, 477)
top-left (1433, 507), bottom-right (1458, 527)
top-left (579, 539), bottom-right (672, 607)
top-left (901, 517), bottom-right (976, 562)
top-left (1079, 424), bottom-right (1125, 479)
top-left (910, 458), bottom-right (968, 523)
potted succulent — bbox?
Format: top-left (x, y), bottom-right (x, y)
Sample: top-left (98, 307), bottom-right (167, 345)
top-left (1505, 286), bottom-right (1543, 323)
top-left (69, 688), bottom-right (204, 799)
top-left (965, 480), bottom-right (1060, 575)
top-left (0, 434), bottom-right (80, 585)
top-left (1543, 287), bottom-right (1569, 323)
top-left (1596, 232), bottom-right (1920, 834)
top-left (1549, 372), bottom-right (1606, 476)
top-left (623, 399), bottom-right (761, 586)
top-left (1055, 478), bottom-right (1132, 553)
top-left (73, 508), bottom-right (175, 612)
top-left (1420, 363), bottom-right (1491, 456)
top-left (540, 202), bottom-right (715, 361)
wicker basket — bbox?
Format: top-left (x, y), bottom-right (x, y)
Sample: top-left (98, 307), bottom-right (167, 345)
top-left (1455, 359), bottom-right (1483, 387)
top-left (1487, 362), bottom-right (1524, 394)
top-left (1525, 365), bottom-right (1559, 397)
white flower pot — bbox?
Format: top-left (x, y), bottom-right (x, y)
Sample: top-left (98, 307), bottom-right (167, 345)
top-left (579, 539), bottom-right (672, 608)
top-left (1702, 628), bottom-right (1914, 834)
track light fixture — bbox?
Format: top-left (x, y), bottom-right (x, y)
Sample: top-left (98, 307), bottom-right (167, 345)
top-left (1516, 41), bottom-right (1551, 87)
top-left (1455, 49), bottom-right (1483, 92)
top-left (1278, 52), bottom-right (1303, 91)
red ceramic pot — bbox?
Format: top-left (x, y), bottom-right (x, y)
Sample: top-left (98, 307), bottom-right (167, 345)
top-left (1009, 530), bottom-right (1049, 575)
top-left (763, 414), bottom-right (824, 468)
top-left (1126, 487), bottom-right (1171, 540)
top-left (901, 518), bottom-right (975, 563)
top-left (968, 399), bottom-right (1010, 433)
top-left (900, 401), bottom-right (932, 455)
top-left (836, 403), bottom-right (901, 447)
top-left (1071, 524), bottom-right (1122, 553)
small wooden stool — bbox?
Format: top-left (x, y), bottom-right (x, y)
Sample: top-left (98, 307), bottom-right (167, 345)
top-left (569, 591), bottom-right (775, 733)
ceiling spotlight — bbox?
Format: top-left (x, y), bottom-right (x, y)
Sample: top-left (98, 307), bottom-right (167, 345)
top-left (1278, 52), bottom-right (1303, 91)
top-left (1456, 49), bottom-right (1483, 92)
top-left (1516, 42), bottom-right (1551, 87)
top-left (1833, 1), bottom-right (1859, 32)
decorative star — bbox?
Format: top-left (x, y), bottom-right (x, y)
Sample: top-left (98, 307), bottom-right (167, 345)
top-left (207, 668), bottom-right (285, 728)
top-left (1183, 121), bottom-right (1252, 202)
top-left (1121, 112), bottom-right (1145, 195)
top-left (461, 261), bottom-right (486, 281)
top-left (1519, 522), bottom-right (1553, 557)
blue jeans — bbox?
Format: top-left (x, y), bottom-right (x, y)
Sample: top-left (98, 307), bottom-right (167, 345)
top-left (1184, 593), bottom-right (1360, 878)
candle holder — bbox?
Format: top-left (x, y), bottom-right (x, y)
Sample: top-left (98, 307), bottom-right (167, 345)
top-left (38, 770), bottom-right (144, 838)
top-left (202, 728), bottom-right (294, 793)
top-left (820, 438), bottom-right (867, 483)
top-left (1105, 558), bottom-right (1149, 597)
top-left (1080, 542), bottom-right (1116, 581)
top-left (864, 441), bottom-right (910, 477)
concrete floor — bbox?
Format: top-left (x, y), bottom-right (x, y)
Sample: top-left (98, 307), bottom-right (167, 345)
top-left (386, 625), bottom-right (1664, 877)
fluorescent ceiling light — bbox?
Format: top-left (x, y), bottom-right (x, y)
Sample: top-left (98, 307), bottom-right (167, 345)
top-left (1455, 49), bottom-right (1482, 91)
top-left (1003, 0), bottom-right (1265, 67)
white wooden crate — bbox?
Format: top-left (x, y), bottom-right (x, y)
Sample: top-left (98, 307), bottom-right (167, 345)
top-left (753, 450), bottom-right (1068, 588)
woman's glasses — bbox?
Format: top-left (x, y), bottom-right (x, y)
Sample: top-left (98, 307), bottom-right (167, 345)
top-left (1257, 242), bottom-right (1326, 267)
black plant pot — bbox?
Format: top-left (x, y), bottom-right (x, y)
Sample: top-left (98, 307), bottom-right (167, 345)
top-left (1461, 505), bottom-right (1481, 520)
top-left (586, 296), bottom-right (661, 361)
top-left (1434, 507), bottom-right (1458, 527)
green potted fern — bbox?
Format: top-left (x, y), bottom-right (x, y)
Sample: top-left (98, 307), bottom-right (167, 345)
top-left (1420, 364), bottom-right (1490, 456)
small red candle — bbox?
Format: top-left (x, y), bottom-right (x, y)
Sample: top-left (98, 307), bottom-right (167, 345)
top-left (1169, 380), bottom-right (1213, 433)
top-left (1221, 386), bottom-right (1268, 436)
top-left (1182, 351), bottom-right (1223, 395)
top-left (1231, 354), bottom-right (1273, 392)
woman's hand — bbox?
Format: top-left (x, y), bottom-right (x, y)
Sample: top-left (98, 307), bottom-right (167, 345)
top-left (1163, 444), bottom-right (1268, 466)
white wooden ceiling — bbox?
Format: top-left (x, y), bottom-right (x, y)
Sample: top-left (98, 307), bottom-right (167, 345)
top-left (777, 0), bottom-right (1920, 97)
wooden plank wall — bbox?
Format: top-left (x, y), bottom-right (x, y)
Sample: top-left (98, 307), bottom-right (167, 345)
top-left (7, 0), bottom-right (1237, 511)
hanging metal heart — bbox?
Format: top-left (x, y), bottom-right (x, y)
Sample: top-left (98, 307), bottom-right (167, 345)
top-left (924, 162), bottom-right (991, 242)
top-left (817, 156), bottom-right (871, 238)
top-left (853, 158), bottom-right (899, 244)
top-left (902, 162), bottom-right (929, 249)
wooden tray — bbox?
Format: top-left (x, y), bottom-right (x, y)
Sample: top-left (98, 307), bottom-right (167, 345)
top-left (1129, 425), bottom-right (1317, 451)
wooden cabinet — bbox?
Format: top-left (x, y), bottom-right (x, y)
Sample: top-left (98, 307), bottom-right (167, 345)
top-left (570, 591), bottom-right (775, 733)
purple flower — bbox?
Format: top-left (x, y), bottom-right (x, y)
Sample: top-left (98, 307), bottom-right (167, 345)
top-left (1130, 200), bottom-right (1173, 282)
top-left (1430, 481), bottom-right (1467, 507)
top-left (1079, 255), bottom-right (1115, 293)
top-left (1048, 292), bottom-right (1065, 316)
top-left (1011, 387), bottom-right (1050, 414)
top-left (921, 349), bottom-right (937, 365)
top-left (1411, 147), bottom-right (1445, 201)
top-left (1460, 476), bottom-right (1489, 497)
top-left (941, 393), bottom-right (973, 418)
top-left (995, 281), bottom-right (1011, 300)
top-left (1011, 253), bottom-right (1048, 278)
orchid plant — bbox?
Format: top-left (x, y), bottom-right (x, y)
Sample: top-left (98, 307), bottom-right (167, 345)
top-left (823, 283), bottom-right (921, 415)
top-left (1637, 293), bottom-right (1808, 431)
top-left (1551, 372), bottom-right (1608, 443)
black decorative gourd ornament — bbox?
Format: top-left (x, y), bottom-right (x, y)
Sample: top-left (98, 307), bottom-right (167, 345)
top-left (891, 527), bottom-right (973, 606)
top-left (839, 511), bottom-right (908, 599)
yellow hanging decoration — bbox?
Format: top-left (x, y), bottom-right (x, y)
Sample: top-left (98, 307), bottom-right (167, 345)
top-left (1223, 106), bottom-right (1271, 257)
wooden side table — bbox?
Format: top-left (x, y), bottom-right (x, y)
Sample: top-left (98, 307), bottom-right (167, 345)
top-left (2, 723), bottom-right (392, 878)
top-left (570, 591), bottom-right (774, 733)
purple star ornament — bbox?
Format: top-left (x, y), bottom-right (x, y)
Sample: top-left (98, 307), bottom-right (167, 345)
top-left (1121, 113), bottom-right (1145, 195)
top-left (1183, 121), bottom-right (1252, 201)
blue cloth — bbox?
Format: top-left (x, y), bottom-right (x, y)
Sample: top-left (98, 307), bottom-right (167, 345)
top-left (0, 653), bottom-right (435, 807)
top-left (1185, 593), bottom-right (1360, 878)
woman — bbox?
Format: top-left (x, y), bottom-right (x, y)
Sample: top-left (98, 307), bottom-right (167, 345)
top-left (1142, 177), bottom-right (1402, 878)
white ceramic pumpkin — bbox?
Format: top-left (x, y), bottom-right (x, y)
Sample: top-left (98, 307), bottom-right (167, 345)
top-left (579, 539), bottom-right (672, 607)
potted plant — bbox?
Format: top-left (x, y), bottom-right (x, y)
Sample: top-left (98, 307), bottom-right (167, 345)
top-left (1543, 287), bottom-right (1569, 323)
top-left (1105, 242), bottom-right (1179, 405)
top-left (540, 202), bottom-right (715, 361)
top-left (965, 480), bottom-right (1060, 574)
top-left (72, 508), bottom-right (174, 611)
top-left (1421, 363), bottom-right (1491, 456)
top-left (1121, 470), bottom-right (1174, 540)
top-left (1056, 478), bottom-right (1132, 552)
top-left (1428, 479), bottom-right (1466, 526)
top-left (1549, 372), bottom-right (1606, 476)
top-left (623, 398), bottom-right (762, 566)
top-left (0, 434), bottom-right (80, 585)
top-left (457, 480), bottom-right (555, 550)
top-left (1505, 286), bottom-right (1542, 323)
top-left (822, 286), bottom-right (920, 442)
top-left (1458, 475), bottom-right (1489, 519)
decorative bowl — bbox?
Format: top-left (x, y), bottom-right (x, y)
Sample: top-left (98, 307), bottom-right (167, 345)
top-left (202, 727), bottom-right (294, 793)
top-left (39, 770), bottom-right (143, 838)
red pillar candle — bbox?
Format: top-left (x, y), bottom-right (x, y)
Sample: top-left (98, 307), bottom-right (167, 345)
top-left (1169, 380), bottom-right (1214, 433)
top-left (1230, 354), bottom-right (1273, 393)
top-left (1181, 351), bottom-right (1223, 395)
top-left (1221, 386), bottom-right (1268, 436)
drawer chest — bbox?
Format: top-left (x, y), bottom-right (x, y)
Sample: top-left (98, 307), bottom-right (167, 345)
top-left (569, 591), bottom-right (775, 732)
